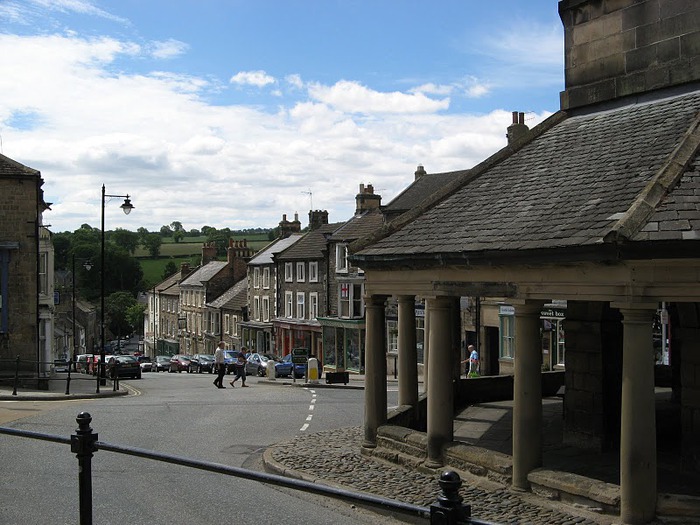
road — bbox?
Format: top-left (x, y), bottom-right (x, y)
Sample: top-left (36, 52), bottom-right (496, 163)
top-left (0, 371), bottom-right (402, 525)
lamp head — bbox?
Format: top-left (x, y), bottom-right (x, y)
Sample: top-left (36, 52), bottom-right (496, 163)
top-left (83, 260), bottom-right (93, 271)
top-left (120, 196), bottom-right (134, 215)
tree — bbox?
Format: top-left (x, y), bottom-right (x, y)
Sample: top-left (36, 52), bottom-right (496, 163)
top-left (105, 291), bottom-right (137, 340)
top-left (111, 228), bottom-right (139, 254)
top-left (160, 225), bottom-right (173, 237)
top-left (126, 303), bottom-right (146, 336)
top-left (170, 221), bottom-right (184, 232)
top-left (162, 261), bottom-right (178, 280)
top-left (173, 230), bottom-right (184, 243)
top-left (137, 227), bottom-right (150, 244)
top-left (144, 233), bottom-right (162, 257)
top-left (206, 227), bottom-right (232, 256)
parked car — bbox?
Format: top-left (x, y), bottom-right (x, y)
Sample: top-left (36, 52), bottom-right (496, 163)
top-left (76, 354), bottom-right (93, 373)
top-left (91, 354), bottom-right (114, 375)
top-left (136, 355), bottom-right (154, 372)
top-left (245, 353), bottom-right (287, 377)
top-left (106, 355), bottom-right (142, 379)
top-left (222, 350), bottom-right (238, 374)
top-left (190, 354), bottom-right (215, 373)
top-left (169, 354), bottom-right (192, 373)
top-left (154, 355), bottom-right (171, 372)
top-left (282, 353), bottom-right (306, 379)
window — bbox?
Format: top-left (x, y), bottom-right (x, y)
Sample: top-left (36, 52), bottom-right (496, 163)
top-left (224, 314), bottom-right (230, 334)
top-left (499, 306), bottom-right (515, 358)
top-left (262, 267), bottom-right (270, 289)
top-left (296, 262), bottom-right (305, 282)
top-left (231, 315), bottom-right (238, 336)
top-left (285, 262), bottom-right (293, 282)
top-left (336, 244), bottom-right (348, 273)
top-left (309, 261), bottom-right (318, 283)
top-left (309, 292), bottom-right (318, 319)
top-left (253, 267), bottom-right (260, 289)
top-left (285, 291), bottom-right (293, 318)
top-left (209, 311), bottom-right (220, 334)
top-left (39, 252), bottom-right (47, 295)
top-left (296, 292), bottom-right (305, 319)
top-left (339, 282), bottom-right (363, 318)
top-left (253, 296), bottom-right (260, 321)
top-left (387, 320), bottom-right (398, 353)
top-left (262, 296), bottom-right (270, 322)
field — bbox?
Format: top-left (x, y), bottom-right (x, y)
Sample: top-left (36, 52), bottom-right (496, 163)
top-left (136, 234), bottom-right (273, 287)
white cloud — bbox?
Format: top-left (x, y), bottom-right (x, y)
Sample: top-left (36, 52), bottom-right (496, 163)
top-left (230, 70), bottom-right (277, 87)
top-left (149, 39), bottom-right (189, 59)
top-left (307, 80), bottom-right (450, 114)
top-left (0, 32), bottom-right (551, 233)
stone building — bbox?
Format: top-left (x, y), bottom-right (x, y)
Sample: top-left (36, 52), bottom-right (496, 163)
top-left (352, 1), bottom-right (700, 523)
top-left (0, 153), bottom-right (51, 382)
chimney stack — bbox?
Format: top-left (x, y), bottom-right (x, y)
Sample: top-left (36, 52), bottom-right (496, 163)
top-left (309, 210), bottom-right (329, 230)
top-left (227, 237), bottom-right (254, 282)
top-left (355, 183), bottom-right (381, 215)
top-left (278, 213), bottom-right (302, 238)
top-left (506, 112), bottom-right (529, 145)
top-left (201, 242), bottom-right (217, 265)
top-left (180, 262), bottom-right (191, 279)
top-left (415, 164), bottom-right (427, 180)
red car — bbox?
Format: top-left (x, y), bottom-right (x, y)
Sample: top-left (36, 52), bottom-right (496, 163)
top-left (168, 354), bottom-right (192, 373)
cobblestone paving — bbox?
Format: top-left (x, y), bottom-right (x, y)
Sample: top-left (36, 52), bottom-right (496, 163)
top-left (267, 427), bottom-right (614, 525)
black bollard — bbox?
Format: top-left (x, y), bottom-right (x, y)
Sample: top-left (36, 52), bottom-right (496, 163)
top-left (12, 355), bottom-right (19, 396)
top-left (71, 412), bottom-right (98, 525)
top-left (430, 470), bottom-right (471, 525)
top-left (65, 360), bottom-right (72, 395)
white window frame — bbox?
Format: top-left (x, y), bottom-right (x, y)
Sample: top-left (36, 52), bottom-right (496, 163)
top-left (309, 292), bottom-right (318, 320)
top-left (309, 261), bottom-right (318, 283)
top-left (296, 292), bottom-right (305, 319)
top-left (253, 267), bottom-right (260, 289)
top-left (262, 267), bottom-right (270, 289)
top-left (338, 282), bottom-right (364, 318)
top-left (296, 262), bottom-right (305, 282)
top-left (231, 315), bottom-right (238, 336)
top-left (285, 262), bottom-right (293, 282)
top-left (262, 296), bottom-right (270, 322)
top-left (336, 244), bottom-right (348, 273)
top-left (285, 291), bottom-right (293, 318)
top-left (224, 314), bottom-right (230, 334)
top-left (253, 296), bottom-right (260, 321)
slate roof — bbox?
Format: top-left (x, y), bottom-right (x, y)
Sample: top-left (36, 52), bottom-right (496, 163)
top-left (248, 234), bottom-right (304, 265)
top-left (208, 278), bottom-right (247, 310)
top-left (383, 169), bottom-right (466, 218)
top-left (276, 223), bottom-right (343, 261)
top-left (180, 261), bottom-right (227, 286)
top-left (330, 209), bottom-right (385, 243)
top-left (0, 153), bottom-right (40, 177)
top-left (354, 89), bottom-right (700, 265)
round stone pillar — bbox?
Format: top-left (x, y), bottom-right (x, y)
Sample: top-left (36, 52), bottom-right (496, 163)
top-left (425, 296), bottom-right (455, 467)
top-left (618, 304), bottom-right (657, 524)
top-left (512, 301), bottom-right (543, 490)
top-left (363, 294), bottom-right (388, 449)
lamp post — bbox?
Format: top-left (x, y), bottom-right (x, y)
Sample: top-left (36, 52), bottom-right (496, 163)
top-left (72, 254), bottom-right (92, 370)
top-left (99, 184), bottom-right (134, 387)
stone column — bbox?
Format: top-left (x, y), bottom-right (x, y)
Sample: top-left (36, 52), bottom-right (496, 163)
top-left (616, 303), bottom-right (657, 524)
top-left (512, 301), bottom-right (543, 490)
top-left (425, 296), bottom-right (455, 467)
top-left (363, 294), bottom-right (388, 449)
top-left (423, 300), bottom-right (431, 393)
top-left (398, 295), bottom-right (418, 407)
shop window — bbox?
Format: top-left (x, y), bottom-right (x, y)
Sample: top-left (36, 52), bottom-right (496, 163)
top-left (323, 327), bottom-right (337, 368)
top-left (499, 309), bottom-right (515, 359)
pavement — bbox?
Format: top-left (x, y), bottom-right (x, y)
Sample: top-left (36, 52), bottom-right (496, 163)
top-left (2, 372), bottom-right (699, 524)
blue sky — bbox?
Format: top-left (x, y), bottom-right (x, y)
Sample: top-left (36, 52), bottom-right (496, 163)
top-left (0, 0), bottom-right (564, 233)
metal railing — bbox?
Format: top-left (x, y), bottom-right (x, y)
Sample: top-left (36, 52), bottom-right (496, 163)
top-left (0, 356), bottom-right (120, 395)
top-left (0, 412), bottom-right (497, 525)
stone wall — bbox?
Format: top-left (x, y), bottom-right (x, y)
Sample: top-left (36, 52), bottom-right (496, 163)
top-left (0, 174), bottom-right (40, 373)
top-left (559, 0), bottom-right (700, 109)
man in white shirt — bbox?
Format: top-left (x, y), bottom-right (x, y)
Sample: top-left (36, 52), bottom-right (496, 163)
top-left (213, 341), bottom-right (226, 388)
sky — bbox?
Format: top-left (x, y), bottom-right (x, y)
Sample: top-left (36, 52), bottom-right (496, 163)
top-left (0, 0), bottom-right (565, 234)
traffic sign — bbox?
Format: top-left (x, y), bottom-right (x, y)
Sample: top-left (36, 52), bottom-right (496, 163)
top-left (291, 348), bottom-right (308, 357)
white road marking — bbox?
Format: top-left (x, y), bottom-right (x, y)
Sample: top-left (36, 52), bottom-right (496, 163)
top-left (300, 423), bottom-right (309, 431)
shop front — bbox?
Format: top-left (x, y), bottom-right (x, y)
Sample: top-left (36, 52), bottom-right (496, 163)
top-left (274, 318), bottom-right (322, 360)
top-left (540, 302), bottom-right (566, 371)
top-left (318, 317), bottom-right (365, 374)
top-left (240, 320), bottom-right (274, 354)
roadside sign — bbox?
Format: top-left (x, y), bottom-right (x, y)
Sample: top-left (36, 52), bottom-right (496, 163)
top-left (291, 348), bottom-right (308, 357)
top-left (291, 347), bottom-right (308, 365)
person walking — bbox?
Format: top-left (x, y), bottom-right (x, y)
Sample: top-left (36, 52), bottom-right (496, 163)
top-left (230, 348), bottom-right (248, 387)
top-left (213, 341), bottom-right (226, 388)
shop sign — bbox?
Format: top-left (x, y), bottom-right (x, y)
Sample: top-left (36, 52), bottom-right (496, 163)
top-left (540, 308), bottom-right (565, 319)
top-left (499, 305), bottom-right (515, 316)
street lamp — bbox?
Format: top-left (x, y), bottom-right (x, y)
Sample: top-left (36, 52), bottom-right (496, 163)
top-left (99, 184), bottom-right (134, 388)
top-left (72, 254), bottom-right (92, 370)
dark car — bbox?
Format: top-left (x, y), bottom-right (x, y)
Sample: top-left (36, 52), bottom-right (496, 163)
top-left (190, 354), bottom-right (215, 373)
top-left (282, 353), bottom-right (306, 379)
top-left (245, 353), bottom-right (287, 377)
top-left (168, 354), bottom-right (192, 373)
top-left (106, 355), bottom-right (142, 379)
top-left (154, 355), bottom-right (170, 372)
